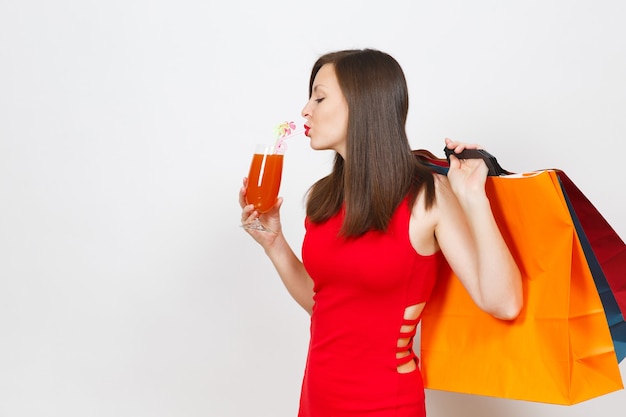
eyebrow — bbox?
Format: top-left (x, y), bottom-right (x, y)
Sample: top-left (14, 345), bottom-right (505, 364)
top-left (312, 84), bottom-right (327, 92)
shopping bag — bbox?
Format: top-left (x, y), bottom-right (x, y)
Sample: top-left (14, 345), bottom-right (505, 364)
top-left (413, 150), bottom-right (624, 404)
top-left (413, 150), bottom-right (626, 364)
top-left (557, 170), bottom-right (626, 362)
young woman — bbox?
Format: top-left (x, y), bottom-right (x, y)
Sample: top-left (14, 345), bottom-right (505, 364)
top-left (239, 48), bottom-right (522, 417)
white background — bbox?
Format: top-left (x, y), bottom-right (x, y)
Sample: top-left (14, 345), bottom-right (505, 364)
top-left (1, 1), bottom-right (625, 416)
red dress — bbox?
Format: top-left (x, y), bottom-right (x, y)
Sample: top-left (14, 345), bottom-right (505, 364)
top-left (300, 198), bottom-right (441, 417)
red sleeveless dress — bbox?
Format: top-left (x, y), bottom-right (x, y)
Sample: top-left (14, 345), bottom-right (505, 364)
top-left (300, 198), bottom-right (441, 417)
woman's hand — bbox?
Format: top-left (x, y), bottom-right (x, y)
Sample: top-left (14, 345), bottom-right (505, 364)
top-left (444, 138), bottom-right (489, 203)
top-left (239, 177), bottom-right (283, 248)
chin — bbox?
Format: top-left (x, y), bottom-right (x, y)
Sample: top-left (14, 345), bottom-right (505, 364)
top-left (308, 138), bottom-right (332, 152)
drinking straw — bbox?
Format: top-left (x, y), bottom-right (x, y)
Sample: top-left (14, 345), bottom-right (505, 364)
top-left (272, 121), bottom-right (304, 154)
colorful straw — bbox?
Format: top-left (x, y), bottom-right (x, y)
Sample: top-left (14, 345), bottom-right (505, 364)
top-left (272, 121), bottom-right (301, 153)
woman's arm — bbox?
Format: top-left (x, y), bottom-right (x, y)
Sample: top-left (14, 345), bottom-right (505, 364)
top-left (433, 139), bottom-right (523, 320)
top-left (239, 178), bottom-right (315, 314)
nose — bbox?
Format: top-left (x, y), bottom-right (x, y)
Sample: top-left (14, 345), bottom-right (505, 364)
top-left (301, 100), bottom-right (311, 119)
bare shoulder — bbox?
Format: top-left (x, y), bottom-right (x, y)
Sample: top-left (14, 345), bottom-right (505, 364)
top-left (409, 173), bottom-right (443, 255)
top-left (432, 173), bottom-right (453, 201)
top-left (430, 172), bottom-right (463, 216)
top-left (410, 173), bottom-right (447, 216)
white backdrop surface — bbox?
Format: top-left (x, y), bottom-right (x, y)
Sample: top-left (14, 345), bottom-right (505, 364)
top-left (0, 1), bottom-right (625, 416)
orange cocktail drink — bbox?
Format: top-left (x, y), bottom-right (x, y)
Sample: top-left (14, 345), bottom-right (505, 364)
top-left (246, 145), bottom-right (284, 213)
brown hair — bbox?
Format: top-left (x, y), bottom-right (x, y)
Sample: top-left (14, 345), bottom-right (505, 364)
top-left (306, 49), bottom-right (436, 237)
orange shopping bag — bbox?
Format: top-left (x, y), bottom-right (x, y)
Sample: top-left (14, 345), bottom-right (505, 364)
top-left (417, 159), bottom-right (623, 404)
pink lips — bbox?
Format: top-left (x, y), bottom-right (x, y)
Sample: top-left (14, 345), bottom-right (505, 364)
top-left (304, 125), bottom-right (310, 136)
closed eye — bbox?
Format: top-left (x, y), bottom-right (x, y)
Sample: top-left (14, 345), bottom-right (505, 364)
top-left (315, 97), bottom-right (325, 103)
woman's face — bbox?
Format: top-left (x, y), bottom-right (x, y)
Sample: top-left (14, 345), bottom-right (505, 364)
top-left (301, 64), bottom-right (349, 157)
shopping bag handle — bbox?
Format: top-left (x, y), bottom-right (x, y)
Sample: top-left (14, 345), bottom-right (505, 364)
top-left (443, 147), bottom-right (510, 176)
top-left (411, 148), bottom-right (510, 177)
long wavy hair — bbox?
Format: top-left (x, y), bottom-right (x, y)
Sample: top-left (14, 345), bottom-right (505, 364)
top-left (306, 49), bottom-right (436, 237)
